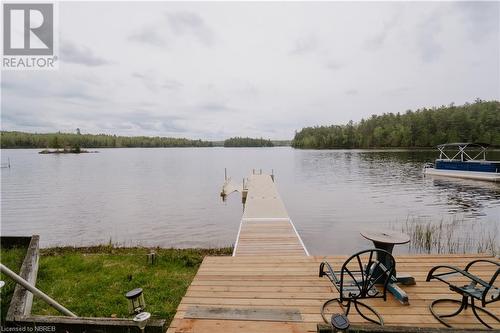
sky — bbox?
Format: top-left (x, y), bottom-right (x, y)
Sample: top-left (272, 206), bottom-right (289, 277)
top-left (1, 1), bottom-right (499, 140)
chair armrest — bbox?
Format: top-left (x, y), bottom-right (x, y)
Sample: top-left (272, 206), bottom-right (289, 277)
top-left (464, 259), bottom-right (500, 304)
top-left (487, 270), bottom-right (500, 293)
top-left (464, 259), bottom-right (500, 272)
top-left (426, 265), bottom-right (461, 282)
top-left (319, 261), bottom-right (340, 285)
top-left (426, 265), bottom-right (490, 290)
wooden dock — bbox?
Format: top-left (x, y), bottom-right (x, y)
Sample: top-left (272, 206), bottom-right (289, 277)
top-left (167, 172), bottom-right (500, 332)
top-left (234, 174), bottom-right (308, 256)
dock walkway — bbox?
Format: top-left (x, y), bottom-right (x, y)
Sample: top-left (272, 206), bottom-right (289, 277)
top-left (234, 174), bottom-right (308, 256)
top-left (167, 172), bottom-right (500, 332)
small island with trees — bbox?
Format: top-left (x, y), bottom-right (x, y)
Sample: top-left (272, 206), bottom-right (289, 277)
top-left (38, 146), bottom-right (94, 154)
top-left (37, 129), bottom-right (95, 154)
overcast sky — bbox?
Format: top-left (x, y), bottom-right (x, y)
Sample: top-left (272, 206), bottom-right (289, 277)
top-left (1, 1), bottom-right (499, 140)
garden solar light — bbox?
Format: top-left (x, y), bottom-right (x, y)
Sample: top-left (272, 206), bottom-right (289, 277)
top-left (125, 288), bottom-right (146, 314)
top-left (331, 313), bottom-right (349, 331)
top-left (133, 311), bottom-right (151, 333)
top-left (147, 252), bottom-right (157, 265)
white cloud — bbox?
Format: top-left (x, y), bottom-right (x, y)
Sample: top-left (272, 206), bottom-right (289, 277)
top-left (60, 40), bottom-right (111, 66)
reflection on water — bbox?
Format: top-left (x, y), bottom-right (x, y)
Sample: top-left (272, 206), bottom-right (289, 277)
top-left (430, 178), bottom-right (500, 215)
top-left (1, 148), bottom-right (499, 255)
top-left (281, 149), bottom-right (500, 254)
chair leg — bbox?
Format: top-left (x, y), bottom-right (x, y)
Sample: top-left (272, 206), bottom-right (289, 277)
top-left (437, 296), bottom-right (467, 318)
top-left (429, 298), bottom-right (467, 328)
top-left (344, 299), bottom-right (351, 316)
top-left (430, 296), bottom-right (500, 329)
top-left (353, 299), bottom-right (384, 326)
top-left (320, 298), bottom-right (353, 324)
top-left (470, 298), bottom-right (500, 329)
top-left (320, 298), bottom-right (341, 324)
top-left (321, 298), bottom-right (383, 326)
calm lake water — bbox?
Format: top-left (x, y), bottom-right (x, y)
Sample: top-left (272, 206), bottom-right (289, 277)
top-left (1, 148), bottom-right (499, 255)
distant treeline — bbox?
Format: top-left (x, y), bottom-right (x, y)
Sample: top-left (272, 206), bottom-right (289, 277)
top-left (0, 131), bottom-right (213, 148)
top-left (213, 139), bottom-right (289, 147)
top-left (272, 140), bottom-right (292, 147)
top-left (292, 100), bottom-right (500, 149)
top-left (224, 137), bottom-right (274, 147)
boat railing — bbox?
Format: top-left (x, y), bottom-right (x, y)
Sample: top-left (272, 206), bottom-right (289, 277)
top-left (437, 143), bottom-right (488, 162)
top-left (436, 159), bottom-right (500, 164)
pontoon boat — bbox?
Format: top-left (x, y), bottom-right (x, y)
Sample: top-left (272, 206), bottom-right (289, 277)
top-left (423, 143), bottom-right (500, 182)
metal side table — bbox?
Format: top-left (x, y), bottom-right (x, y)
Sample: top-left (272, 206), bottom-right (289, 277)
top-left (361, 230), bottom-right (416, 304)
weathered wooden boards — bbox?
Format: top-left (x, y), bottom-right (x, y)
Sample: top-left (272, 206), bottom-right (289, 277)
top-left (234, 174), bottom-right (308, 256)
top-left (184, 306), bottom-right (303, 322)
top-left (167, 254), bottom-right (500, 332)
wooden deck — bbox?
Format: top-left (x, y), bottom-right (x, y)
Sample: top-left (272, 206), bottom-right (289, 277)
top-left (167, 254), bottom-right (499, 332)
top-left (233, 174), bottom-right (308, 256)
top-left (167, 173), bottom-right (499, 332)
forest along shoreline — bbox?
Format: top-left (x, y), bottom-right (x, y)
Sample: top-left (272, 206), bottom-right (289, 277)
top-left (1, 100), bottom-right (498, 150)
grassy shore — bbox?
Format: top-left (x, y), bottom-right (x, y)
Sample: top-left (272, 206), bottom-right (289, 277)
top-left (31, 246), bottom-right (231, 325)
top-left (1, 246), bottom-right (28, 322)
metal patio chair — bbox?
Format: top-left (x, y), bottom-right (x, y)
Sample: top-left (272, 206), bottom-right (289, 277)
top-left (319, 249), bottom-right (396, 326)
top-left (426, 259), bottom-right (500, 329)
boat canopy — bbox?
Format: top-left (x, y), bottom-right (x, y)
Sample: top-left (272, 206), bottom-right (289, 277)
top-left (436, 142), bottom-right (489, 161)
top-left (436, 142), bottom-right (489, 149)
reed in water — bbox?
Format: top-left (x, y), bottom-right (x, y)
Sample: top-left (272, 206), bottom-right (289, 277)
top-left (395, 216), bottom-right (498, 255)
